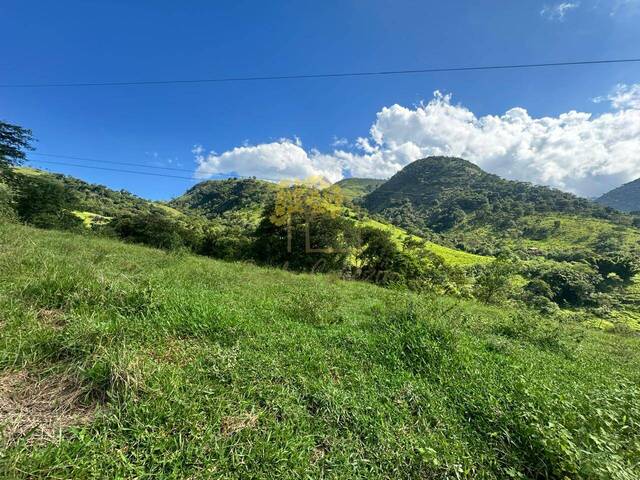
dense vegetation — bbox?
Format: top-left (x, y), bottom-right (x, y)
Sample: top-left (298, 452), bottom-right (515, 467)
top-left (2, 223), bottom-right (640, 479)
top-left (3, 159), bottom-right (640, 327)
top-left (363, 157), bottom-right (624, 236)
top-left (597, 177), bottom-right (640, 213)
top-left (169, 177), bottom-right (278, 223)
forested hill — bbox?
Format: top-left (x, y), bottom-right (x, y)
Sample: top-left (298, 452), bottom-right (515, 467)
top-left (597, 177), bottom-right (640, 213)
top-left (11, 167), bottom-right (167, 218)
top-left (169, 178), bottom-right (278, 219)
top-left (363, 156), bottom-right (618, 234)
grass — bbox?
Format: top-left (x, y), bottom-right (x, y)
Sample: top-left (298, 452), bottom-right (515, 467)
top-left (12, 167), bottom-right (46, 177)
top-left (1, 223), bottom-right (640, 478)
top-left (361, 218), bottom-right (491, 266)
top-left (71, 211), bottom-right (112, 228)
top-left (457, 213), bottom-right (640, 253)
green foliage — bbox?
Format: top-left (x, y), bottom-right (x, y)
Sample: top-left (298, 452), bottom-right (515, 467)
top-left (104, 211), bottom-right (201, 251)
top-left (0, 179), bottom-right (16, 220)
top-left (529, 262), bottom-right (602, 307)
top-left (252, 201), bottom-right (356, 272)
top-left (593, 253), bottom-right (640, 283)
top-left (472, 257), bottom-right (517, 304)
top-left (11, 174), bottom-right (83, 231)
top-left (0, 120), bottom-right (34, 168)
top-left (169, 178), bottom-right (277, 220)
top-left (364, 156), bottom-right (616, 234)
top-left (330, 177), bottom-right (386, 202)
top-left (1, 223), bottom-right (640, 478)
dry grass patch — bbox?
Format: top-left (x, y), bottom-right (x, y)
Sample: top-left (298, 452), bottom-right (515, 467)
top-left (220, 412), bottom-right (258, 437)
top-left (0, 370), bottom-right (97, 445)
top-left (36, 308), bottom-right (66, 330)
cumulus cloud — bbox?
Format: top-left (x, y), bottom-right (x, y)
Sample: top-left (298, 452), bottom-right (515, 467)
top-left (541, 2), bottom-right (580, 20)
top-left (194, 139), bottom-right (343, 183)
top-left (341, 90), bottom-right (640, 197)
top-left (194, 86), bottom-right (640, 198)
top-left (594, 83), bottom-right (640, 110)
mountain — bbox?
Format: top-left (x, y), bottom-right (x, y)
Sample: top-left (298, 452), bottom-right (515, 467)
top-left (597, 178), bottom-right (640, 213)
top-left (169, 178), bottom-right (277, 222)
top-left (363, 156), bottom-right (613, 234)
top-left (330, 178), bottom-right (385, 201)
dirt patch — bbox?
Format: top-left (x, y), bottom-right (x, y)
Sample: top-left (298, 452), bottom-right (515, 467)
top-left (0, 370), bottom-right (97, 445)
top-left (36, 308), bottom-right (66, 330)
top-left (220, 412), bottom-right (258, 436)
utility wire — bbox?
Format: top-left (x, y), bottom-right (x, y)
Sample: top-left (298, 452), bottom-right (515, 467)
top-left (25, 155), bottom-right (555, 199)
top-left (24, 158), bottom-right (436, 198)
top-left (27, 159), bottom-right (199, 181)
top-left (3, 58), bottom-right (640, 88)
top-left (29, 152), bottom-right (284, 182)
top-left (32, 152), bottom-right (200, 174)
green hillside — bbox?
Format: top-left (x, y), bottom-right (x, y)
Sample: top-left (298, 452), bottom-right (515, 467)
top-left (12, 167), bottom-right (169, 219)
top-left (169, 178), bottom-right (278, 222)
top-left (330, 178), bottom-right (385, 201)
top-left (364, 156), bottom-right (618, 236)
top-left (1, 222), bottom-right (640, 478)
top-left (597, 177), bottom-right (640, 212)
top-left (447, 213), bottom-right (640, 255)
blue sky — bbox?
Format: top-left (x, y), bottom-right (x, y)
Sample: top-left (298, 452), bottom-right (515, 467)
top-left (2, 0), bottom-right (640, 199)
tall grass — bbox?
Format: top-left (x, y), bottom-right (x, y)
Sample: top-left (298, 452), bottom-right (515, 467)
top-left (0, 222), bottom-right (639, 478)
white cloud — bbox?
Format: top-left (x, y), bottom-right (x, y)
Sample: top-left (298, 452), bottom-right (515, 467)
top-left (194, 139), bottom-right (343, 183)
top-left (340, 91), bottom-right (640, 197)
top-left (541, 2), bottom-right (580, 20)
top-left (194, 87), bottom-right (640, 198)
top-left (594, 83), bottom-right (640, 110)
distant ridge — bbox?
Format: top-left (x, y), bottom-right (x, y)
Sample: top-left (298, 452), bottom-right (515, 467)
top-left (597, 178), bottom-right (640, 213)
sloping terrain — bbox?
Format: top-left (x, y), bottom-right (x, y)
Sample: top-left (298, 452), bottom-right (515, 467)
top-left (363, 156), bottom-right (617, 235)
top-left (330, 178), bottom-right (386, 202)
top-left (1, 223), bottom-right (639, 478)
top-left (169, 178), bottom-right (278, 222)
top-left (597, 177), bottom-right (640, 212)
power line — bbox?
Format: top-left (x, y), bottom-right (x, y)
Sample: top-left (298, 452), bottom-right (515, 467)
top-left (26, 159), bottom-right (199, 181)
top-left (24, 159), bottom-right (439, 198)
top-left (32, 152), bottom-right (198, 174)
top-left (23, 155), bottom-right (569, 199)
top-left (29, 152), bottom-right (284, 182)
top-left (3, 58), bottom-right (640, 88)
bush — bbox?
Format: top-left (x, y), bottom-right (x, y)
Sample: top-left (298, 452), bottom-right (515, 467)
top-left (592, 253), bottom-right (639, 283)
top-left (0, 179), bottom-right (16, 220)
top-left (532, 263), bottom-right (601, 307)
top-left (106, 212), bottom-right (200, 251)
top-left (11, 174), bottom-right (83, 231)
top-left (252, 202), bottom-right (356, 272)
top-left (473, 257), bottom-right (517, 304)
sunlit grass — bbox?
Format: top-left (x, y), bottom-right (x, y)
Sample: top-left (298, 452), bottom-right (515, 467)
top-left (0, 223), bottom-right (639, 478)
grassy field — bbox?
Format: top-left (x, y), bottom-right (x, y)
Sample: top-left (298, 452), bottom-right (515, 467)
top-left (454, 213), bottom-right (640, 253)
top-left (1, 223), bottom-right (639, 478)
top-left (361, 218), bottom-right (491, 266)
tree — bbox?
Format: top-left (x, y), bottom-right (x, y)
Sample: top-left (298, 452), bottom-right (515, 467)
top-left (0, 120), bottom-right (34, 169)
top-left (12, 175), bottom-right (82, 230)
top-left (473, 257), bottom-right (517, 304)
top-left (108, 212), bottom-right (195, 250)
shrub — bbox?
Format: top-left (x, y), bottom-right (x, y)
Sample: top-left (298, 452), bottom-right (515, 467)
top-left (473, 257), bottom-right (517, 304)
top-left (533, 263), bottom-right (601, 307)
top-left (0, 178), bottom-right (16, 220)
top-left (106, 212), bottom-right (199, 251)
